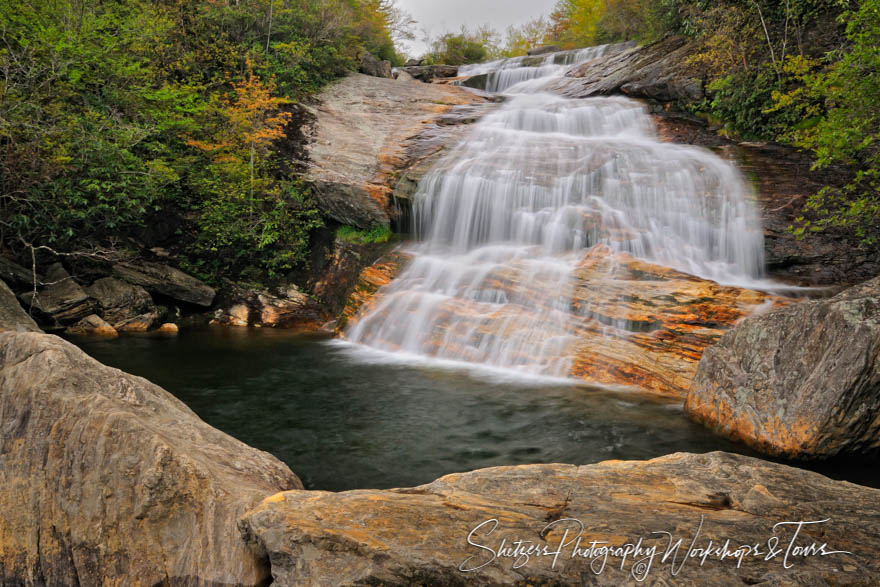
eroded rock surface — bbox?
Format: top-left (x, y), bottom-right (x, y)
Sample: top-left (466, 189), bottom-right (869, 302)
top-left (686, 275), bottom-right (880, 460)
top-left (242, 451), bottom-right (880, 586)
top-left (0, 331), bottom-right (301, 585)
top-left (554, 36), bottom-right (704, 102)
top-left (303, 73), bottom-right (487, 229)
top-left (341, 245), bottom-right (788, 397)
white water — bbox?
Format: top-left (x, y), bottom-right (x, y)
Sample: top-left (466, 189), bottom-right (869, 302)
top-left (344, 45), bottom-right (767, 378)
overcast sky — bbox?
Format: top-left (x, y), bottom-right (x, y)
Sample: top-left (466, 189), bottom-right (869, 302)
top-left (395, 0), bottom-right (559, 57)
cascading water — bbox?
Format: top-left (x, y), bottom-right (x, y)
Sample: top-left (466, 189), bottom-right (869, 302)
top-left (344, 45), bottom-right (767, 379)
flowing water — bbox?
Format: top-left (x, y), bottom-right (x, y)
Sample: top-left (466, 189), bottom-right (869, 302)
top-left (344, 45), bottom-right (767, 378)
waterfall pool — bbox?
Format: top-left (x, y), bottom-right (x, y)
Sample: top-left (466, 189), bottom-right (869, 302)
top-left (70, 327), bottom-right (759, 491)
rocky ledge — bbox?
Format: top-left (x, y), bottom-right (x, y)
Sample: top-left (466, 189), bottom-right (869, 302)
top-left (302, 72), bottom-right (490, 229)
top-left (242, 451), bottom-right (880, 586)
top-left (339, 244), bottom-right (788, 398)
top-left (0, 330), bottom-right (301, 585)
top-left (686, 275), bottom-right (880, 460)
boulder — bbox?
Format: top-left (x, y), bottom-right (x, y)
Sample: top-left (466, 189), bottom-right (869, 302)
top-left (112, 261), bottom-right (216, 307)
top-left (241, 451), bottom-right (880, 586)
top-left (213, 281), bottom-right (322, 328)
top-left (157, 322), bottom-right (179, 334)
top-left (404, 57), bottom-right (423, 67)
top-left (303, 73), bottom-right (486, 229)
top-left (686, 276), bottom-right (880, 459)
top-left (0, 255), bottom-right (38, 289)
top-left (398, 64), bottom-right (459, 83)
top-left (527, 44), bottom-right (560, 56)
top-left (0, 279), bottom-right (40, 333)
top-left (0, 331), bottom-right (301, 585)
top-left (64, 314), bottom-right (118, 338)
top-left (86, 276), bottom-right (160, 331)
top-left (17, 263), bottom-right (93, 326)
top-left (359, 51), bottom-right (392, 78)
top-left (554, 36), bottom-right (705, 102)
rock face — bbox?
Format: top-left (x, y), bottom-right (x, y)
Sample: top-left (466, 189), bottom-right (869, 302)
top-left (303, 73), bottom-right (486, 229)
top-left (0, 279), bottom-right (40, 333)
top-left (86, 277), bottom-right (160, 331)
top-left (112, 260), bottom-right (216, 307)
top-left (213, 281), bottom-right (322, 328)
top-left (242, 451), bottom-right (880, 586)
top-left (342, 245), bottom-right (787, 397)
top-left (0, 256), bottom-right (38, 289)
top-left (0, 331), bottom-right (302, 585)
top-left (17, 263), bottom-right (93, 326)
top-left (359, 52), bottom-right (392, 78)
top-left (398, 64), bottom-right (459, 83)
top-left (554, 36), bottom-right (705, 103)
top-left (686, 276), bottom-right (880, 460)
top-left (652, 113), bottom-right (880, 287)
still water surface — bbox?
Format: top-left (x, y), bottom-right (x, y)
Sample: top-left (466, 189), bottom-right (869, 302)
top-left (69, 327), bottom-right (769, 491)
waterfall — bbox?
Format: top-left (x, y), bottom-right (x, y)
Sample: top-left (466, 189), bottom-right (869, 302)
top-left (343, 45), bottom-right (767, 379)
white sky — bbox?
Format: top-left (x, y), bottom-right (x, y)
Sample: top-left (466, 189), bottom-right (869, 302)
top-left (395, 0), bottom-right (559, 57)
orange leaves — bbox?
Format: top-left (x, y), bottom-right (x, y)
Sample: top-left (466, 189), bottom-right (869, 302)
top-left (188, 58), bottom-right (291, 160)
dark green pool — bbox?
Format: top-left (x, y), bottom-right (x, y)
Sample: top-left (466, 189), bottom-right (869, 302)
top-left (69, 327), bottom-right (874, 491)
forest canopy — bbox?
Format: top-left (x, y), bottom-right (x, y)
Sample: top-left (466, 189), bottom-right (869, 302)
top-left (0, 0), bottom-right (407, 279)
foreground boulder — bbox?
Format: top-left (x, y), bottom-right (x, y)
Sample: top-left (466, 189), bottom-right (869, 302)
top-left (0, 279), bottom-right (40, 333)
top-left (242, 451), bottom-right (879, 585)
top-left (303, 73), bottom-right (486, 229)
top-left (0, 331), bottom-right (301, 585)
top-left (686, 276), bottom-right (880, 459)
top-left (113, 260), bottom-right (216, 307)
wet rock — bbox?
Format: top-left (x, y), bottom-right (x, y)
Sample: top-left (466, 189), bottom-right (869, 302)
top-left (65, 314), bottom-right (118, 337)
top-left (359, 51), bottom-right (392, 78)
top-left (241, 451), bottom-right (880, 586)
top-left (398, 64), bottom-right (459, 83)
top-left (0, 279), bottom-right (40, 333)
top-left (555, 36), bottom-right (704, 102)
top-left (112, 261), bottom-right (216, 307)
top-left (213, 281), bottom-right (322, 328)
top-left (335, 248), bottom-right (411, 332)
top-left (686, 275), bottom-right (880, 460)
top-left (86, 276), bottom-right (160, 331)
top-left (652, 115), bottom-right (880, 287)
top-left (527, 44), bottom-right (561, 56)
top-left (157, 322), bottom-right (179, 334)
top-left (304, 73), bottom-right (486, 229)
top-left (17, 263), bottom-right (93, 326)
top-left (0, 331), bottom-right (301, 585)
top-left (341, 245), bottom-right (788, 397)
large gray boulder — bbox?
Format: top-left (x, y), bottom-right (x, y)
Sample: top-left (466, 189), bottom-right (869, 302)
top-left (87, 276), bottom-right (160, 331)
top-left (242, 451), bottom-right (880, 585)
top-left (112, 260), bottom-right (216, 307)
top-left (0, 279), bottom-right (40, 333)
top-left (0, 331), bottom-right (301, 585)
top-left (17, 262), bottom-right (93, 326)
top-left (686, 275), bottom-right (880, 459)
